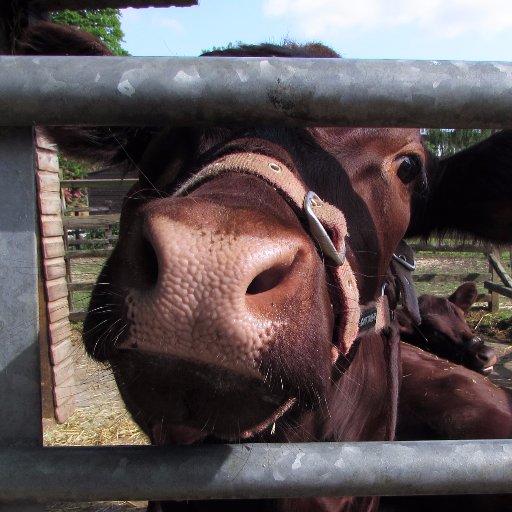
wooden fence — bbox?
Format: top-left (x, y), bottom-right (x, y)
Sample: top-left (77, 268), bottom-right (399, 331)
top-left (407, 242), bottom-right (512, 311)
top-left (485, 249), bottom-right (512, 310)
top-left (62, 178), bottom-right (135, 321)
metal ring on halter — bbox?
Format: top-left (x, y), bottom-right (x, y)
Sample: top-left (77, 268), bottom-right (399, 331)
top-left (467, 336), bottom-right (483, 348)
top-left (304, 191), bottom-right (346, 266)
top-left (392, 252), bottom-right (416, 272)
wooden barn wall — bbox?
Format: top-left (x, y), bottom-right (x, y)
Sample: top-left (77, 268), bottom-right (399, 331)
top-left (88, 168), bottom-right (137, 214)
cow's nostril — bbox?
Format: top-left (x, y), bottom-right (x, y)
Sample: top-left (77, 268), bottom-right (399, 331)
top-left (477, 351), bottom-right (493, 364)
top-left (477, 353), bottom-right (487, 364)
top-left (140, 236), bottom-right (159, 287)
top-left (246, 265), bottom-right (291, 295)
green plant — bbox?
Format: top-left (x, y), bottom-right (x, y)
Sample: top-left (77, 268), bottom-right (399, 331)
top-left (49, 9), bottom-right (129, 56)
top-left (423, 129), bottom-right (495, 157)
top-left (59, 156), bottom-right (90, 210)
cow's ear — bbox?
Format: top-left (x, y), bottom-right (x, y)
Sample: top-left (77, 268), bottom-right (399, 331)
top-left (448, 282), bottom-right (478, 314)
top-left (15, 20), bottom-right (112, 56)
top-left (396, 309), bottom-right (415, 336)
top-left (408, 130), bottom-right (512, 243)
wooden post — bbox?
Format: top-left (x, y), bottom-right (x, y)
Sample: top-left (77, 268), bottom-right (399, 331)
top-left (38, 251), bottom-right (55, 421)
top-left (487, 247), bottom-right (500, 313)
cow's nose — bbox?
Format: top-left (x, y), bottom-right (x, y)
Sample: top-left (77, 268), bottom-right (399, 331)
top-left (121, 196), bottom-right (331, 375)
top-left (475, 344), bottom-right (497, 368)
top-left (139, 212), bottom-right (304, 303)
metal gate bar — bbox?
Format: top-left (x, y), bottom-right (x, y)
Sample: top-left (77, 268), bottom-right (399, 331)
top-left (1, 56), bottom-right (512, 128)
top-left (1, 441), bottom-right (512, 502)
top-left (0, 128), bottom-right (41, 447)
top-left (0, 127), bottom-right (43, 512)
top-left (1, 54), bottom-right (512, 505)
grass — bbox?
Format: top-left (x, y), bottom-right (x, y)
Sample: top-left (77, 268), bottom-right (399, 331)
top-left (413, 250), bottom-right (512, 301)
top-left (70, 258), bottom-right (106, 281)
top-left (467, 308), bottom-right (512, 341)
top-left (72, 290), bottom-right (92, 309)
top-left (68, 257), bottom-right (107, 312)
top-left (73, 262), bottom-right (105, 277)
top-left (415, 281), bottom-right (464, 296)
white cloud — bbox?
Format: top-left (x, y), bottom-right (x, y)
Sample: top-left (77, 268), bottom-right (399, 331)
top-left (159, 18), bottom-right (185, 33)
top-left (262, 0), bottom-right (512, 39)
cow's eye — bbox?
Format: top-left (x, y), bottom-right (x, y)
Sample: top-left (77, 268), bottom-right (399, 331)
top-left (432, 329), bottom-right (444, 340)
top-left (396, 155), bottom-right (423, 184)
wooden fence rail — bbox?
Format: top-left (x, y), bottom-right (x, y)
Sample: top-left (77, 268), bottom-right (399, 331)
top-left (61, 178), bottom-right (122, 320)
top-left (408, 243), bottom-right (489, 253)
top-left (61, 178), bottom-right (137, 189)
top-left (484, 249), bottom-right (512, 311)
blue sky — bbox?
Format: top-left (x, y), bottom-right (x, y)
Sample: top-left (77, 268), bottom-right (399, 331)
top-left (121, 0), bottom-right (512, 61)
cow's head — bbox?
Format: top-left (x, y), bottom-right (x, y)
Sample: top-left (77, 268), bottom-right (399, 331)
top-left (18, 24), bottom-right (512, 452)
top-left (397, 283), bottom-right (497, 374)
top-left (85, 126), bottom-right (425, 445)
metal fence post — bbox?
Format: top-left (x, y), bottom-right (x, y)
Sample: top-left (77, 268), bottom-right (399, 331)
top-left (0, 127), bottom-right (44, 512)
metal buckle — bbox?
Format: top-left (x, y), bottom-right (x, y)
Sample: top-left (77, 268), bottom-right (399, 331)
top-left (392, 252), bottom-right (416, 272)
top-left (304, 191), bottom-right (346, 266)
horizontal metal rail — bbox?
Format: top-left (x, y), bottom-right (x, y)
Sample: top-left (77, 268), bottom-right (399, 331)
top-left (2, 56), bottom-right (512, 127)
top-left (2, 441), bottom-right (512, 502)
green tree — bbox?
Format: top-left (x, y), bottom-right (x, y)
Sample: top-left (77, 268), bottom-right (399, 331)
top-left (48, 8), bottom-right (129, 209)
top-left (49, 8), bottom-right (129, 56)
top-left (424, 129), bottom-right (494, 157)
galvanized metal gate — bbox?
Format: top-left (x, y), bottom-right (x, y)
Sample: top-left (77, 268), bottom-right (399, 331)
top-left (1, 55), bottom-right (512, 509)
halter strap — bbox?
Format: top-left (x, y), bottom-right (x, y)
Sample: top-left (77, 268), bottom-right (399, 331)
top-left (175, 152), bottom-right (390, 354)
top-left (390, 240), bottom-right (421, 324)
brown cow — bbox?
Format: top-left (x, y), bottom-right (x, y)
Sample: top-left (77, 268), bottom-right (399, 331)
top-left (17, 22), bottom-right (512, 512)
top-left (398, 341), bottom-right (512, 440)
top-left (389, 285), bottom-right (507, 511)
top-left (397, 282), bottom-right (497, 374)
top-left (382, 341), bottom-right (512, 512)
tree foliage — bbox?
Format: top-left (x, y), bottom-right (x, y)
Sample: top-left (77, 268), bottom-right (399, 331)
top-left (424, 129), bottom-right (494, 157)
top-left (201, 42), bottom-right (240, 54)
top-left (48, 8), bottom-right (129, 209)
top-left (49, 8), bottom-right (129, 56)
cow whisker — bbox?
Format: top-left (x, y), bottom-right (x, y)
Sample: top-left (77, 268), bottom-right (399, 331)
top-left (108, 129), bottom-right (164, 199)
